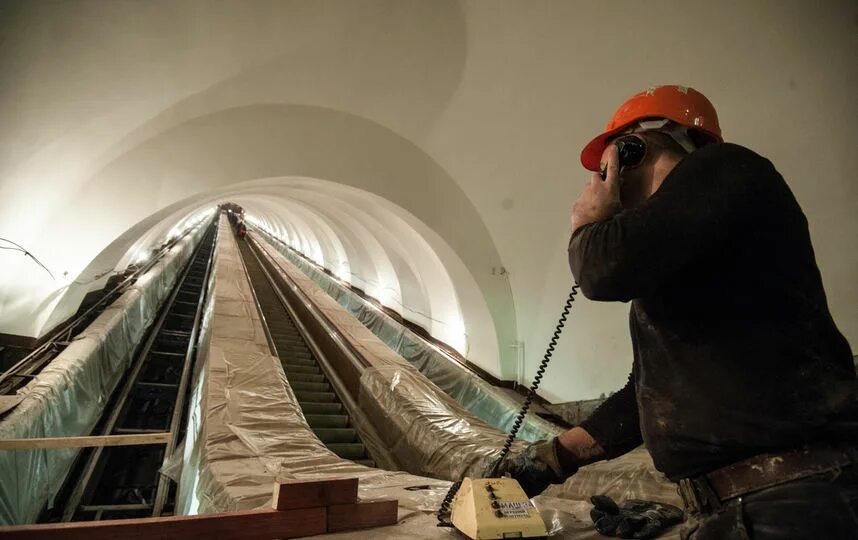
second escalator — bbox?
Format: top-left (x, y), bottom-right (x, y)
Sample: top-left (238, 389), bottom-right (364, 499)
top-left (236, 236), bottom-right (375, 467)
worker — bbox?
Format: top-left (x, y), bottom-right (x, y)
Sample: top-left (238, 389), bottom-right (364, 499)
top-left (499, 85), bottom-right (857, 539)
top-left (237, 222), bottom-right (247, 239)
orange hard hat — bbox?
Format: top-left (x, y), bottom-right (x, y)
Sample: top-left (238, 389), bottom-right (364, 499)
top-left (580, 85), bottom-right (723, 171)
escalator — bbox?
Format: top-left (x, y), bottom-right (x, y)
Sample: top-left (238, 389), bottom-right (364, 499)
top-left (235, 236), bottom-right (375, 467)
top-left (53, 221), bottom-right (218, 522)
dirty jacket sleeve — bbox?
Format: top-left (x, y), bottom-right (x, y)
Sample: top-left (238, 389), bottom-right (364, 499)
top-left (568, 144), bottom-right (758, 302)
top-left (579, 370), bottom-right (643, 459)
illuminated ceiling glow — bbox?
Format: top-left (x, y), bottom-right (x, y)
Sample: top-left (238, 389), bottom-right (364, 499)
top-left (0, 177), bottom-right (503, 377)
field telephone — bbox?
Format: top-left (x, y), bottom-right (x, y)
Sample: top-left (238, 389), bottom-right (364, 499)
top-left (438, 286), bottom-right (581, 539)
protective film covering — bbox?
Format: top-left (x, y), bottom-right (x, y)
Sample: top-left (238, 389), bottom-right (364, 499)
top-left (254, 229), bottom-right (561, 443)
top-left (175, 220), bottom-right (681, 539)
top-left (358, 364), bottom-right (530, 481)
top-left (251, 237), bottom-right (539, 479)
top-left (253, 233), bottom-right (683, 538)
top-left (0, 222), bottom-right (210, 525)
top-left (546, 447), bottom-right (682, 506)
top-left (174, 217), bottom-right (454, 518)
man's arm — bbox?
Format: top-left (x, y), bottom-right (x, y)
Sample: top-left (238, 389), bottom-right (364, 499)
top-left (551, 371), bottom-right (642, 471)
top-left (569, 144), bottom-right (762, 301)
top-left (498, 371), bottom-right (642, 497)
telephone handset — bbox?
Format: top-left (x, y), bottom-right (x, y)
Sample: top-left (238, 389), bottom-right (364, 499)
top-left (437, 285), bottom-right (581, 538)
top-left (600, 135), bottom-right (647, 180)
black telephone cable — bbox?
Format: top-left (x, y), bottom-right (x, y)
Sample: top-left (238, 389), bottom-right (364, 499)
top-left (437, 285), bottom-right (581, 526)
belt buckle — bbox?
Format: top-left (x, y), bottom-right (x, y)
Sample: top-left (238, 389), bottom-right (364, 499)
top-left (678, 478), bottom-right (700, 514)
top-left (678, 476), bottom-right (722, 515)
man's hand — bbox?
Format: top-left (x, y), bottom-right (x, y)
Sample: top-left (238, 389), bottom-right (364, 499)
top-left (571, 144), bottom-right (622, 234)
top-left (493, 438), bottom-right (578, 498)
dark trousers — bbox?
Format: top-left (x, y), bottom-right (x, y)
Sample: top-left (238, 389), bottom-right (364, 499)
top-left (681, 466), bottom-right (858, 539)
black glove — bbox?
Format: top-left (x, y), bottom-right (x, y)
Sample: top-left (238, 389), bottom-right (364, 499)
top-left (590, 495), bottom-right (684, 539)
top-left (493, 438), bottom-right (578, 497)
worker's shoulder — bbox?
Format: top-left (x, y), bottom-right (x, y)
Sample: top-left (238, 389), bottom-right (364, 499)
top-left (680, 142), bottom-right (780, 190)
top-left (687, 142), bottom-right (772, 171)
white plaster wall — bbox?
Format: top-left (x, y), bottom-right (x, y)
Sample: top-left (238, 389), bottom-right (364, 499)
top-left (0, 1), bottom-right (855, 401)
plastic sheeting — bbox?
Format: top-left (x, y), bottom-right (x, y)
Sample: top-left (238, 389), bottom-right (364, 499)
top-left (174, 217), bottom-right (453, 516)
top-left (252, 236), bottom-right (536, 480)
top-left (0, 221), bottom-right (211, 525)
top-left (255, 229), bottom-right (561, 443)
top-left (547, 447), bottom-right (682, 506)
top-left (358, 364), bottom-right (530, 481)
top-left (176, 219), bottom-right (682, 539)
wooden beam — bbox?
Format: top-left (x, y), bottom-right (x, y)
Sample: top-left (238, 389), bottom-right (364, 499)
top-left (0, 432), bottom-right (170, 450)
top-left (0, 507), bottom-right (326, 540)
top-left (0, 395), bottom-right (23, 416)
top-left (271, 477), bottom-right (358, 510)
top-left (327, 499), bottom-right (398, 533)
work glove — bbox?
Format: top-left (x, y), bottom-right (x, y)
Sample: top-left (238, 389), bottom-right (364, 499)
top-left (493, 438), bottom-right (578, 497)
top-left (590, 495), bottom-right (684, 539)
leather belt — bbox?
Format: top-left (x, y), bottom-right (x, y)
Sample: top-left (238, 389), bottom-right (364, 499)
top-left (678, 446), bottom-right (854, 513)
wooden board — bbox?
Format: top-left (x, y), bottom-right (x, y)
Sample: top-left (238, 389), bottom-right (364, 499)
top-left (327, 499), bottom-right (399, 533)
top-left (271, 477), bottom-right (358, 510)
top-left (0, 507), bottom-right (326, 540)
top-left (0, 432), bottom-right (170, 451)
top-left (0, 395), bottom-right (23, 416)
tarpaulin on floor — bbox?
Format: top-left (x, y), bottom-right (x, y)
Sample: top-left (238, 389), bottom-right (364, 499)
top-left (547, 447), bottom-right (682, 506)
top-left (255, 229), bottom-right (561, 443)
top-left (0, 221), bottom-right (211, 525)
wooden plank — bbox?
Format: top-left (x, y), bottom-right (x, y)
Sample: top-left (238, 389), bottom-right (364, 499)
top-left (0, 432), bottom-right (170, 450)
top-left (271, 477), bottom-right (358, 510)
top-left (0, 395), bottom-right (23, 416)
top-left (327, 499), bottom-right (398, 533)
top-left (0, 507), bottom-right (326, 540)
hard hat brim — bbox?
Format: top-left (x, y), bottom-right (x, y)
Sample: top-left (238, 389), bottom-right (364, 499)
top-left (580, 125), bottom-right (630, 172)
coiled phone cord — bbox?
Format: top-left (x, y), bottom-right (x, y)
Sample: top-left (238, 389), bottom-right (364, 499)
top-left (437, 285), bottom-right (581, 526)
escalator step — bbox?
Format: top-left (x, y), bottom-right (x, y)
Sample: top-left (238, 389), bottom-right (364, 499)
top-left (274, 338), bottom-right (307, 346)
top-left (272, 337), bottom-right (305, 346)
top-left (281, 356), bottom-right (316, 367)
top-left (286, 372), bottom-right (325, 383)
top-left (268, 329), bottom-right (300, 336)
top-left (238, 240), bottom-right (378, 467)
top-left (328, 443), bottom-right (368, 460)
top-left (301, 402), bottom-right (343, 415)
top-left (304, 414), bottom-right (349, 428)
top-left (270, 333), bottom-right (301, 341)
top-left (282, 353), bottom-right (314, 363)
top-left (291, 381), bottom-right (330, 392)
top-left (276, 347), bottom-right (312, 358)
top-left (267, 324), bottom-right (297, 332)
top-left (312, 428), bottom-right (358, 444)
top-left (294, 390), bottom-right (336, 402)
top-left (283, 364), bottom-right (320, 375)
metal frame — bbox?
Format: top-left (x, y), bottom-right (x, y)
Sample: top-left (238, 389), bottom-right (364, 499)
top-left (150, 221), bottom-right (219, 516)
top-left (59, 222), bottom-right (218, 521)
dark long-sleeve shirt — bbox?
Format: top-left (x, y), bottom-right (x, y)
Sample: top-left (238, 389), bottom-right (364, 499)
top-left (572, 143), bottom-right (856, 480)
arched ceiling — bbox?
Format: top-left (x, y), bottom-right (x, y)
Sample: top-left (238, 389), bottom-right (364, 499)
top-left (44, 176), bottom-right (505, 376)
top-left (1, 1), bottom-right (854, 402)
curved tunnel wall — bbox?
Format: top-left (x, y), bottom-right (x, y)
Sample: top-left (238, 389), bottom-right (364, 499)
top-left (1, 1), bottom-right (855, 402)
top-left (31, 175), bottom-right (507, 378)
top-left (1, 102), bottom-right (519, 378)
